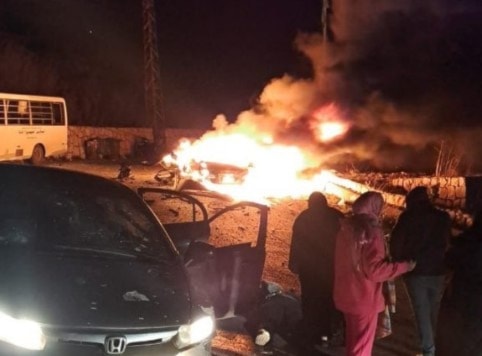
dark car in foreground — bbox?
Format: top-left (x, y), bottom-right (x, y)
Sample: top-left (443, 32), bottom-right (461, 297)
top-left (0, 164), bottom-right (214, 355)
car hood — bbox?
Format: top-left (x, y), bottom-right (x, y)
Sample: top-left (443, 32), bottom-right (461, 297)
top-left (0, 251), bottom-right (192, 329)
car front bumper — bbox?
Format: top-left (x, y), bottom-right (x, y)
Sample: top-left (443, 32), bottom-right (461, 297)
top-left (0, 339), bottom-right (211, 356)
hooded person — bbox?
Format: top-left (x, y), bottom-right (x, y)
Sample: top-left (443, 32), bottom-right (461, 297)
top-left (288, 192), bottom-right (344, 348)
top-left (333, 191), bottom-right (416, 356)
top-left (390, 186), bottom-right (451, 356)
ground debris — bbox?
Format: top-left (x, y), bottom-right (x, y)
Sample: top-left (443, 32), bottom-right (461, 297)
top-left (212, 330), bottom-right (254, 356)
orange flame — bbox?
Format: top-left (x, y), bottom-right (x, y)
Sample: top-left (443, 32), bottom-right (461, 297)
top-left (311, 103), bottom-right (349, 142)
top-left (162, 104), bottom-right (350, 203)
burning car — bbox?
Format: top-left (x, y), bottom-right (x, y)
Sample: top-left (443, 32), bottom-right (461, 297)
top-left (0, 164), bottom-right (214, 355)
top-left (191, 161), bottom-right (249, 185)
top-left (155, 161), bottom-right (249, 191)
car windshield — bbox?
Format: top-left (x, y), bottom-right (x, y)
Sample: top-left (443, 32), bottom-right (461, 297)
top-left (0, 167), bottom-right (174, 261)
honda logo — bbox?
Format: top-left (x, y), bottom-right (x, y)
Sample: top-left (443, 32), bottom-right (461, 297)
top-left (104, 335), bottom-right (127, 355)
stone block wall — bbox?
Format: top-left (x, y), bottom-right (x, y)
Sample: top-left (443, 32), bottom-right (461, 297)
top-left (327, 173), bottom-right (472, 228)
top-left (67, 126), bottom-right (204, 159)
top-left (327, 174), bottom-right (407, 209)
top-left (390, 176), bottom-right (466, 209)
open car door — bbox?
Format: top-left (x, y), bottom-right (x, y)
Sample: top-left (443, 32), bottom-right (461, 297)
top-left (137, 187), bottom-right (268, 320)
top-left (137, 187), bottom-right (212, 255)
top-left (207, 200), bottom-right (268, 319)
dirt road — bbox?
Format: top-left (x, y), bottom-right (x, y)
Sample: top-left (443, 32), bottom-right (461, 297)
top-left (45, 160), bottom-right (420, 355)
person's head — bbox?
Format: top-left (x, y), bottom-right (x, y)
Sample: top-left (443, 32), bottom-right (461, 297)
top-left (308, 191), bottom-right (328, 210)
top-left (352, 191), bottom-right (384, 218)
top-left (406, 186), bottom-right (430, 209)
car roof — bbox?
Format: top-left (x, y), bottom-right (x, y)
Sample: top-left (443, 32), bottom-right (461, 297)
top-left (0, 163), bottom-right (128, 191)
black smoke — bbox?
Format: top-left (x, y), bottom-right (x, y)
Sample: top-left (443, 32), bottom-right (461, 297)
top-left (231, 0), bottom-right (482, 173)
top-left (307, 0), bottom-right (482, 173)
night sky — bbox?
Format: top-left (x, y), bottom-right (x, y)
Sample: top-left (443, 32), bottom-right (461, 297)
top-left (156, 0), bottom-right (321, 127)
top-left (0, 0), bottom-right (321, 128)
top-left (1, 0), bottom-right (482, 171)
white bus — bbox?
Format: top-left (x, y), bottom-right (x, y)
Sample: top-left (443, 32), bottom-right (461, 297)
top-left (0, 93), bottom-right (68, 164)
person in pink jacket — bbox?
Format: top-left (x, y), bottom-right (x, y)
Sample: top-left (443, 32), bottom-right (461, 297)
top-left (333, 191), bottom-right (416, 356)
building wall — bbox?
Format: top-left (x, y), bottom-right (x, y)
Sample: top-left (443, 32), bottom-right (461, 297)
top-left (67, 126), bottom-right (204, 159)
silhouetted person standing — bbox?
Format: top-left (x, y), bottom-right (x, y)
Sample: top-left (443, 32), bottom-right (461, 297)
top-left (288, 191), bottom-right (343, 348)
top-left (390, 187), bottom-right (451, 356)
top-left (436, 210), bottom-right (482, 356)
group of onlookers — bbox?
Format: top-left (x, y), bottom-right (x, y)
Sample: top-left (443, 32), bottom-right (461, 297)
top-left (288, 187), bottom-right (482, 356)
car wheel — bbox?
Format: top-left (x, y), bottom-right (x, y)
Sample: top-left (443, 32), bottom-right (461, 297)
top-left (30, 145), bottom-right (45, 165)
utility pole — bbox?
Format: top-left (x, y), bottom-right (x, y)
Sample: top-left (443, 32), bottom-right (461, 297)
top-left (321, 0), bottom-right (332, 42)
top-left (142, 0), bottom-right (166, 155)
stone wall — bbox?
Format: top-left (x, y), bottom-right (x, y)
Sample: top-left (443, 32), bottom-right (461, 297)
top-left (67, 126), bottom-right (205, 159)
top-left (326, 173), bottom-right (472, 228)
top-left (390, 176), bottom-right (466, 209)
top-left (326, 174), bottom-right (408, 209)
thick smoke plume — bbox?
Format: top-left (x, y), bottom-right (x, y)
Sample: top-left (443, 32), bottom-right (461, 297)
top-left (207, 0), bottom-right (482, 173)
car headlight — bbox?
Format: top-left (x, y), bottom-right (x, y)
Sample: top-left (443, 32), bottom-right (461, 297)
top-left (0, 311), bottom-right (46, 350)
top-left (174, 315), bottom-right (214, 349)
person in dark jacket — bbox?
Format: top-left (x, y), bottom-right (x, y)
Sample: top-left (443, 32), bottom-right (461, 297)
top-left (436, 210), bottom-right (482, 356)
top-left (390, 186), bottom-right (451, 356)
top-left (244, 281), bottom-right (303, 355)
top-left (288, 192), bottom-right (344, 347)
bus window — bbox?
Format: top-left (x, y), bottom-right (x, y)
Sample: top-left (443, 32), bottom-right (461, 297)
top-left (18, 100), bottom-right (29, 115)
top-left (52, 103), bottom-right (65, 125)
top-left (0, 100), bottom-right (5, 125)
top-left (6, 100), bottom-right (30, 125)
top-left (31, 101), bottom-right (54, 125)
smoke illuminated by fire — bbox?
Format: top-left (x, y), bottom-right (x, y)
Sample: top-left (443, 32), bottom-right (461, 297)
top-left (162, 103), bottom-right (350, 202)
